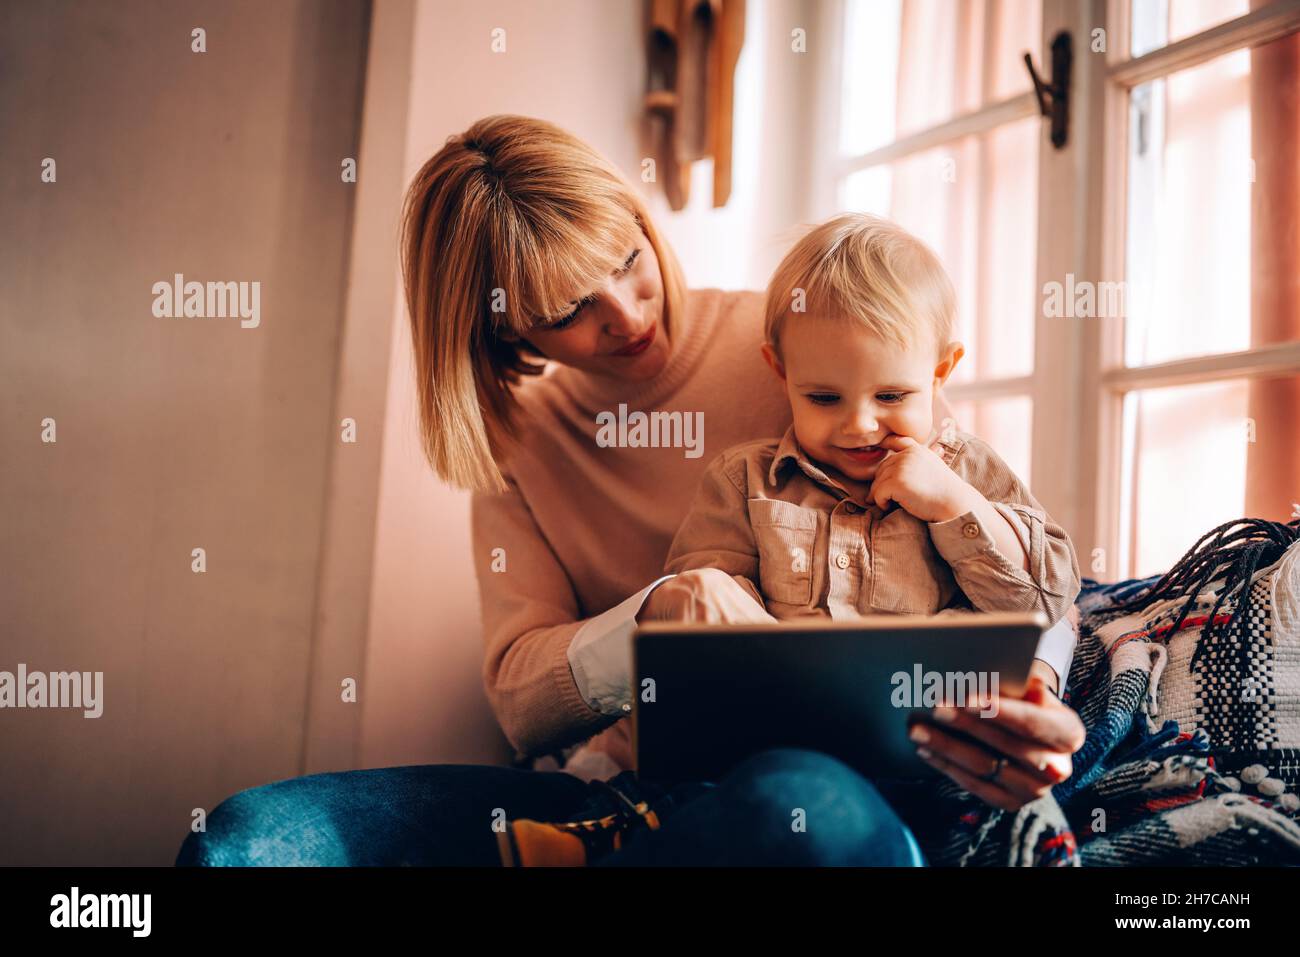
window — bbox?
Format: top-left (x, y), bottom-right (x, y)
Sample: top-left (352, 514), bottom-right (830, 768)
top-left (1106, 7), bottom-right (1300, 577)
top-left (820, 0), bottom-right (1044, 485)
top-left (815, 0), bottom-right (1300, 580)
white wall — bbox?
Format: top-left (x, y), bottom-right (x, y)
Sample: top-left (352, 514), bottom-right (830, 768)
top-left (0, 0), bottom-right (371, 864)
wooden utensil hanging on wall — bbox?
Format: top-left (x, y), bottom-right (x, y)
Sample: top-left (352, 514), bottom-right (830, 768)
top-left (645, 0), bottom-right (746, 210)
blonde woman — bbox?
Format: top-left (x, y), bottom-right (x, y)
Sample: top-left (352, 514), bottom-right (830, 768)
top-left (176, 115), bottom-right (1085, 867)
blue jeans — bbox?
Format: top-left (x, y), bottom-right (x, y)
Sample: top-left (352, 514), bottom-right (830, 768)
top-left (175, 748), bottom-right (926, 867)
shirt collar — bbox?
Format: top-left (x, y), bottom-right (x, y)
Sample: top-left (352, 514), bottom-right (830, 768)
top-left (767, 423), bottom-right (859, 500)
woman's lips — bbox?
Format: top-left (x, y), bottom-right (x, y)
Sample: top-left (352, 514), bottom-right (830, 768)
top-left (610, 323), bottom-right (656, 356)
top-left (840, 445), bottom-right (886, 464)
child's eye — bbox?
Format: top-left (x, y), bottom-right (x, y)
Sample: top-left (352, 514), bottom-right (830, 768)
top-left (619, 248), bottom-right (641, 274)
top-left (877, 392), bottom-right (906, 403)
top-left (807, 393), bottom-right (839, 405)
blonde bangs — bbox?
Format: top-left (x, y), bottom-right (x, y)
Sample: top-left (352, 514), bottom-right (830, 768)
top-left (400, 113), bottom-right (687, 493)
top-left (490, 201), bottom-right (644, 335)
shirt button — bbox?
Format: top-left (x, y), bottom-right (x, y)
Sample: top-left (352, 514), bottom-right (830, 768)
top-left (844, 502), bottom-right (858, 514)
top-left (962, 522), bottom-right (980, 538)
top-left (835, 553), bottom-right (850, 569)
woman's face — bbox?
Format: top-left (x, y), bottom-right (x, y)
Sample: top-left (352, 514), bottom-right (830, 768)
top-left (517, 233), bottom-right (670, 381)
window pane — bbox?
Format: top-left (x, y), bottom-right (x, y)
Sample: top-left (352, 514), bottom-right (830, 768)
top-left (839, 0), bottom-right (1042, 151)
top-left (949, 395), bottom-right (1034, 489)
top-left (1121, 379), bottom-right (1250, 578)
top-left (1124, 33), bottom-right (1300, 367)
top-left (985, 0), bottom-right (1044, 101)
top-left (841, 116), bottom-right (1039, 384)
top-left (1130, 0), bottom-right (1251, 58)
top-left (977, 118), bottom-right (1038, 381)
top-left (839, 0), bottom-right (901, 157)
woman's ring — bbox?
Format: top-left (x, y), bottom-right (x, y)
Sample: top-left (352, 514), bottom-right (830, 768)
top-left (981, 756), bottom-right (1007, 783)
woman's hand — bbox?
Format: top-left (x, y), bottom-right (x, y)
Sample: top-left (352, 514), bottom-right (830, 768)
top-left (638, 568), bottom-right (776, 625)
top-left (1026, 658), bottom-right (1060, 696)
top-left (906, 673), bottom-right (1086, 812)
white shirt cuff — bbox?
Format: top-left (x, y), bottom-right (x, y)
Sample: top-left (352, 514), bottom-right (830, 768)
top-left (1033, 613), bottom-right (1077, 695)
top-left (567, 575), bottom-right (675, 716)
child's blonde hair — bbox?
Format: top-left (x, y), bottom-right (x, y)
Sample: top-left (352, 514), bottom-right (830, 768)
top-left (399, 114), bottom-right (687, 493)
top-left (763, 212), bottom-right (955, 360)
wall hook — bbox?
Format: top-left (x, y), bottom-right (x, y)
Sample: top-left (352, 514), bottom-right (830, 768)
top-left (1023, 31), bottom-right (1072, 149)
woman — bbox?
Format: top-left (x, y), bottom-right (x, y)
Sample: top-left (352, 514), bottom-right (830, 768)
top-left (176, 114), bottom-right (1085, 867)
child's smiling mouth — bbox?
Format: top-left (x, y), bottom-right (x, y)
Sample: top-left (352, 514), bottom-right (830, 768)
top-left (839, 445), bottom-right (886, 464)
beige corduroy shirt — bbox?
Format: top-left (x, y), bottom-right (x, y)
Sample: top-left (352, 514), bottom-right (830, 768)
top-left (663, 425), bottom-right (1082, 625)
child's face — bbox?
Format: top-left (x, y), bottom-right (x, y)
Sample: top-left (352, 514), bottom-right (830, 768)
top-left (762, 313), bottom-right (963, 487)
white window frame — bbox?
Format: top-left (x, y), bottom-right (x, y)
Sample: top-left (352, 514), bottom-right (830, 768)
top-left (813, 0), bottom-right (1300, 582)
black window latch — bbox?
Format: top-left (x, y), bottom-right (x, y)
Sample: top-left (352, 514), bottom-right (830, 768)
top-left (1024, 31), bottom-right (1073, 149)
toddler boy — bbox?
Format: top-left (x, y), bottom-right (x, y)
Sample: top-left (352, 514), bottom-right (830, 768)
top-left (661, 213), bottom-right (1082, 691)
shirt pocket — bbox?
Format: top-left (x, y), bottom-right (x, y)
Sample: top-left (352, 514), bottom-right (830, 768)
top-left (747, 498), bottom-right (819, 607)
top-left (868, 511), bottom-right (954, 615)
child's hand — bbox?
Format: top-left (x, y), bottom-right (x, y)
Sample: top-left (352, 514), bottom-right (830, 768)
top-left (638, 568), bottom-right (776, 625)
top-left (868, 434), bottom-right (983, 522)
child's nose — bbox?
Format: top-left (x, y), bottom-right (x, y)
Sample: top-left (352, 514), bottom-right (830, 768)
top-left (843, 404), bottom-right (879, 437)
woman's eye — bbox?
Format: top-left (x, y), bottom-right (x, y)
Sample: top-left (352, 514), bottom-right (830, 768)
top-left (539, 311), bottom-right (577, 331)
top-left (545, 293), bottom-right (596, 330)
top-left (807, 394), bottom-right (839, 405)
top-left (538, 251), bottom-right (638, 331)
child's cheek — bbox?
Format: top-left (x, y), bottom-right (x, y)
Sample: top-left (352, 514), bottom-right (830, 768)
top-left (892, 406), bottom-right (931, 442)
top-left (809, 406), bottom-right (834, 439)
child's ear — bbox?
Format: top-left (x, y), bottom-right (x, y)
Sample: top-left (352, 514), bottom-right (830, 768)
top-left (932, 341), bottom-right (964, 387)
top-left (761, 342), bottom-right (786, 381)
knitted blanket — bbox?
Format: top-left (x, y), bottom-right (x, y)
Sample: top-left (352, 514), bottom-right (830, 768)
top-left (905, 563), bottom-right (1300, 867)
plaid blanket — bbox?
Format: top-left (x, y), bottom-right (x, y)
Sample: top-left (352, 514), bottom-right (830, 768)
top-left (904, 575), bottom-right (1300, 867)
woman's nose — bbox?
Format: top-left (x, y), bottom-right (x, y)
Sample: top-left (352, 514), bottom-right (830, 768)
top-left (601, 284), bottom-right (645, 337)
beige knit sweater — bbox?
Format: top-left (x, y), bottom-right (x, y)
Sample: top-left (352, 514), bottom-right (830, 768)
top-left (470, 288), bottom-right (793, 771)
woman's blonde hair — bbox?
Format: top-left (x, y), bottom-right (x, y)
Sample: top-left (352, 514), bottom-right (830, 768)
top-left (763, 212), bottom-right (955, 361)
top-left (399, 114), bottom-right (687, 493)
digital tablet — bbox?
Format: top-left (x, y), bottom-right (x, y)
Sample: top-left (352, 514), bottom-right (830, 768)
top-left (631, 611), bottom-right (1048, 786)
